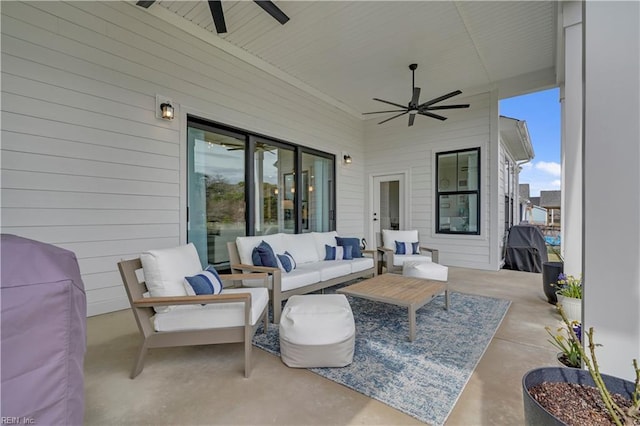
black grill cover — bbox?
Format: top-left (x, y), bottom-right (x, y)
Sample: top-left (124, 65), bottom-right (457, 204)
top-left (504, 225), bottom-right (548, 273)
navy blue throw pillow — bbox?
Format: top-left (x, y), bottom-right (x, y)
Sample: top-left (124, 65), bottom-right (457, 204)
top-left (252, 240), bottom-right (278, 268)
top-left (276, 252), bottom-right (296, 273)
top-left (395, 241), bottom-right (420, 255)
top-left (185, 266), bottom-right (223, 295)
top-left (335, 237), bottom-right (363, 258)
top-left (324, 245), bottom-right (353, 260)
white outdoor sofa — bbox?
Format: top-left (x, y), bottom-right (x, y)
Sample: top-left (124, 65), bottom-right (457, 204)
top-left (227, 231), bottom-right (377, 324)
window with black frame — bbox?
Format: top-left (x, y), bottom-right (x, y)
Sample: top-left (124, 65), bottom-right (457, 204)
top-left (436, 148), bottom-right (480, 234)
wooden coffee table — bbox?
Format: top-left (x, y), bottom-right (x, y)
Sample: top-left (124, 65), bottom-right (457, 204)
top-left (337, 273), bottom-right (449, 341)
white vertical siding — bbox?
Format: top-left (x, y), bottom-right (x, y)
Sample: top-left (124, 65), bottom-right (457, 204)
top-left (1, 1), bottom-right (364, 315)
top-left (364, 93), bottom-right (500, 270)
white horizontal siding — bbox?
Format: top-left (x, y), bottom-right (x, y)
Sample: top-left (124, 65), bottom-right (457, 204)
top-left (364, 92), bottom-right (498, 270)
top-left (1, 1), bottom-right (363, 315)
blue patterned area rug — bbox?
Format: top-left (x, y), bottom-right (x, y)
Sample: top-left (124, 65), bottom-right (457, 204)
top-left (253, 291), bottom-right (510, 425)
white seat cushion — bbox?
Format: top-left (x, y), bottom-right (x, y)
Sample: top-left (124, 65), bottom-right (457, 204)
top-left (140, 243), bottom-right (203, 312)
top-left (280, 268), bottom-right (321, 292)
top-left (349, 257), bottom-right (374, 273)
top-left (402, 261), bottom-right (448, 282)
top-left (151, 287), bottom-right (269, 331)
top-left (298, 260), bottom-right (352, 281)
top-left (392, 254), bottom-right (432, 266)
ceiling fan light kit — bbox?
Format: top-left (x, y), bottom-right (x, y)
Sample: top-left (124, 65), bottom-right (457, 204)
top-left (364, 64), bottom-right (470, 126)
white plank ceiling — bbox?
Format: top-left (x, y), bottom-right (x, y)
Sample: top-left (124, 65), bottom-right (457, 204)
top-left (142, 1), bottom-right (558, 116)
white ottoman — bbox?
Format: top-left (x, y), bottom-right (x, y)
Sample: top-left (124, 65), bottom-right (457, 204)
top-left (402, 261), bottom-right (450, 309)
top-left (402, 260), bottom-right (449, 282)
top-left (279, 294), bottom-right (355, 368)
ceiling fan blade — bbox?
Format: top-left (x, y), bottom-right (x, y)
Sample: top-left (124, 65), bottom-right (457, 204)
top-left (408, 114), bottom-right (416, 127)
top-left (208, 1), bottom-right (227, 34)
top-left (363, 109), bottom-right (407, 115)
top-left (253, 1), bottom-right (290, 25)
top-left (411, 87), bottom-right (421, 107)
top-left (418, 90), bottom-right (463, 109)
top-left (419, 111), bottom-right (448, 121)
top-left (425, 104), bottom-right (470, 110)
top-left (378, 111), bottom-right (408, 125)
top-left (373, 98), bottom-right (407, 109)
top-left (136, 1), bottom-right (155, 7)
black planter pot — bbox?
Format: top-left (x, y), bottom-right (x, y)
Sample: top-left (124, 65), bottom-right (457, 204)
top-left (522, 367), bottom-right (636, 425)
top-left (542, 261), bottom-right (563, 304)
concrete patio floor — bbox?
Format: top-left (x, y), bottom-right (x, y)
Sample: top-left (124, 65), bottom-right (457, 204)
top-left (84, 266), bottom-right (560, 425)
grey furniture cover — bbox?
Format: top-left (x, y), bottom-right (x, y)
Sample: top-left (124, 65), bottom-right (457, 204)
top-left (1, 234), bottom-right (86, 425)
top-left (503, 224), bottom-right (549, 273)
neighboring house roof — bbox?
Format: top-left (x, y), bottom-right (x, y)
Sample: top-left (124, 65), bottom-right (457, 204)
top-left (499, 116), bottom-right (535, 162)
top-left (519, 184), bottom-right (530, 201)
top-left (540, 190), bottom-right (561, 208)
top-left (530, 196), bottom-right (541, 206)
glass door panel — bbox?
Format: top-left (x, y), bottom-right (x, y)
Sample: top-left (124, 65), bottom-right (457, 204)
top-left (254, 141), bottom-right (295, 235)
top-left (187, 126), bottom-right (246, 268)
top-left (301, 152), bottom-right (334, 232)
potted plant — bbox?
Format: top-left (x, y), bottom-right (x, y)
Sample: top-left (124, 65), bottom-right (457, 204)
top-left (554, 273), bottom-right (582, 323)
top-left (546, 321), bottom-right (582, 368)
top-left (523, 307), bottom-right (640, 426)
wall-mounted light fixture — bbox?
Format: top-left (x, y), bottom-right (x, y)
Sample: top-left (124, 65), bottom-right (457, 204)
top-left (156, 94), bottom-right (175, 120)
top-left (343, 153), bottom-right (353, 165)
top-left (160, 102), bottom-right (174, 120)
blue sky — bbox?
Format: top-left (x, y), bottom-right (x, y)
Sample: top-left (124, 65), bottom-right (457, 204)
top-left (499, 87), bottom-right (561, 197)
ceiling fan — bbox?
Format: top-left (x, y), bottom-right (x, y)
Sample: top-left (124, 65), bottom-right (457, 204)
top-left (364, 64), bottom-right (470, 126)
top-left (136, 1), bottom-right (289, 34)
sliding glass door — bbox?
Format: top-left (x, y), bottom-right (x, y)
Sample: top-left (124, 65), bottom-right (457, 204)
top-left (187, 117), bottom-right (336, 269)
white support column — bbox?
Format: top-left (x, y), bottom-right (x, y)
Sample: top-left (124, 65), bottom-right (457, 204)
top-left (583, 1), bottom-right (640, 380)
top-left (561, 2), bottom-right (583, 277)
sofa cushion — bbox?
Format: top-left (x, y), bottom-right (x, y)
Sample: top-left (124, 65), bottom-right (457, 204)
top-left (141, 243), bottom-right (202, 312)
top-left (311, 231), bottom-right (339, 260)
top-left (152, 287), bottom-right (269, 331)
top-left (382, 230), bottom-right (419, 251)
top-left (349, 257), bottom-right (375, 273)
top-left (299, 261), bottom-right (352, 282)
top-left (280, 268), bottom-right (322, 292)
top-left (283, 233), bottom-right (319, 264)
top-left (184, 266), bottom-right (223, 295)
top-left (335, 236), bottom-right (363, 258)
top-left (236, 234), bottom-right (285, 266)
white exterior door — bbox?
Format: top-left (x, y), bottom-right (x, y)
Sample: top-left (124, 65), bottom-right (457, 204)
top-left (371, 173), bottom-right (406, 244)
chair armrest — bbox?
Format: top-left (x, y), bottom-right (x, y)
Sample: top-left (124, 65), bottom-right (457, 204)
top-left (231, 263), bottom-right (279, 273)
top-left (219, 272), bottom-right (269, 288)
top-left (219, 272), bottom-right (268, 281)
top-left (362, 249), bottom-right (379, 275)
top-left (377, 247), bottom-right (394, 254)
top-left (230, 264), bottom-right (282, 294)
top-left (132, 293), bottom-right (251, 308)
top-left (419, 246), bottom-right (439, 263)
